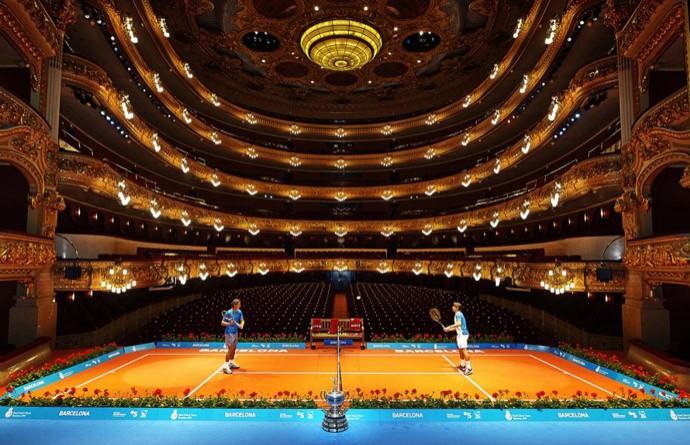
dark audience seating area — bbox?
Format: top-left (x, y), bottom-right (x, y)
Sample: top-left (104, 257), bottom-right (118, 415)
top-left (347, 282), bottom-right (544, 343)
top-left (137, 282), bottom-right (333, 341)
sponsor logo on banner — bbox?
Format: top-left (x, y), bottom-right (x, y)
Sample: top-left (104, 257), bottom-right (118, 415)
top-left (129, 410), bottom-right (148, 419)
top-left (446, 413), bottom-right (461, 419)
top-left (557, 412), bottom-right (589, 419)
top-left (669, 410), bottom-right (690, 421)
top-left (279, 412), bottom-right (293, 419)
top-left (112, 411), bottom-right (128, 418)
top-left (107, 351), bottom-right (121, 358)
top-left (611, 412), bottom-right (627, 419)
top-left (169, 409), bottom-right (198, 421)
top-left (170, 409), bottom-right (198, 420)
top-left (391, 412), bottom-right (424, 419)
top-left (21, 380), bottom-right (46, 391)
top-left (569, 357), bottom-right (587, 366)
top-left (58, 370), bottom-right (74, 379)
top-left (58, 410), bottom-right (91, 417)
top-left (224, 411), bottom-right (257, 418)
top-left (503, 410), bottom-right (531, 421)
top-left (4, 407), bottom-right (33, 419)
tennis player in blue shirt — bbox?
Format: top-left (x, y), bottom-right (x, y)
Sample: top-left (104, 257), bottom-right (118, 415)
top-left (444, 302), bottom-right (473, 375)
top-left (221, 298), bottom-right (245, 374)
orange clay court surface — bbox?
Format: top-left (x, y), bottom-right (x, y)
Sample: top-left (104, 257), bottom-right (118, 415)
top-left (27, 347), bottom-right (642, 402)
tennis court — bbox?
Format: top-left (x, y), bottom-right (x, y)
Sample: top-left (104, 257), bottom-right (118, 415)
top-left (23, 347), bottom-right (639, 402)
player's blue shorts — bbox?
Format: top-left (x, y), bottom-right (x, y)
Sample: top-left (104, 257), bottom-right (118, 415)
top-left (225, 333), bottom-right (238, 348)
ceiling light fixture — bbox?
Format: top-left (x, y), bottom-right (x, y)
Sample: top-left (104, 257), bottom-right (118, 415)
top-left (335, 191), bottom-right (347, 202)
top-left (412, 262), bottom-right (424, 276)
top-left (493, 158), bottom-right (501, 174)
top-left (424, 148), bottom-right (437, 160)
top-left (158, 17), bottom-right (170, 38)
top-left (425, 114), bottom-right (437, 125)
top-left (520, 200), bottom-right (531, 220)
top-left (548, 96), bottom-right (561, 121)
top-left (183, 63), bottom-right (193, 78)
top-left (124, 16), bottom-right (138, 44)
top-left (288, 189), bottom-right (302, 200)
top-left (289, 225), bottom-right (302, 237)
top-left (245, 184), bottom-right (258, 195)
top-left (513, 18), bottom-right (524, 38)
top-left (117, 180), bottom-right (130, 206)
top-left (149, 198), bottom-right (162, 218)
top-left (461, 132), bottom-right (471, 146)
top-left (180, 157), bottom-right (190, 173)
top-left (289, 124), bottom-right (301, 135)
top-left (462, 173), bottom-right (472, 187)
top-left (210, 93), bottom-right (221, 107)
top-left (551, 182), bottom-right (562, 207)
top-left (457, 219), bottom-right (468, 233)
top-left (491, 109), bottom-right (501, 125)
top-left (334, 226), bottom-right (347, 237)
top-left (300, 19), bottom-right (382, 71)
top-left (424, 184), bottom-right (437, 196)
top-left (245, 113), bottom-right (257, 125)
top-left (381, 124), bottom-right (393, 136)
top-left (335, 127), bottom-right (346, 138)
top-left (248, 223), bottom-right (260, 235)
top-left (245, 147), bottom-right (258, 159)
top-left (519, 74), bottom-right (529, 94)
top-left (521, 134), bottom-right (532, 154)
top-left (120, 94), bottom-right (134, 120)
top-left (381, 190), bottom-right (394, 201)
top-left (335, 158), bottom-right (347, 169)
top-left (180, 210), bottom-right (192, 227)
top-left (490, 211), bottom-right (500, 228)
top-left (153, 73), bottom-right (164, 92)
top-left (422, 224), bottom-right (433, 236)
top-left (377, 261), bottom-right (391, 274)
top-left (291, 261), bottom-right (305, 273)
top-left (462, 95), bottom-right (472, 108)
top-left (444, 263), bottom-right (455, 278)
top-left (225, 262), bottom-right (238, 277)
top-left (381, 156), bottom-right (393, 167)
top-left (181, 108), bottom-right (192, 124)
top-left (211, 131), bottom-right (221, 145)
top-left (289, 155), bottom-right (302, 167)
top-left (213, 218), bottom-right (224, 232)
top-left (381, 226), bottom-right (394, 237)
top-left (472, 263), bottom-right (482, 281)
top-left (545, 18), bottom-right (560, 45)
top-left (210, 172), bottom-right (221, 187)
top-left (489, 63), bottom-right (499, 79)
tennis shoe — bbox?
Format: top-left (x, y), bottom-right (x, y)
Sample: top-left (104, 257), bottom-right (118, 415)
top-left (463, 368), bottom-right (473, 376)
top-left (222, 366), bottom-right (233, 374)
top-left (229, 362), bottom-right (240, 369)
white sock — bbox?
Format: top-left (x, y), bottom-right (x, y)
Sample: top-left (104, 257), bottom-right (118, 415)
top-left (224, 361), bottom-right (230, 367)
top-left (466, 360), bottom-right (472, 369)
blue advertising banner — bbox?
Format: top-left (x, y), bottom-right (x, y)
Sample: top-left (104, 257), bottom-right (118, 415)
top-left (156, 342), bottom-right (305, 349)
top-left (323, 339), bottom-right (353, 346)
top-left (549, 348), bottom-right (676, 400)
top-left (3, 407), bottom-right (690, 422)
top-left (8, 348), bottom-right (126, 398)
top-left (366, 343), bottom-right (516, 350)
top-left (123, 343), bottom-right (156, 353)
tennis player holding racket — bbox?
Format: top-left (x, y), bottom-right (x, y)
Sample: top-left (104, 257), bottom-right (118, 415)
top-left (221, 298), bottom-right (245, 374)
top-left (443, 302), bottom-right (473, 375)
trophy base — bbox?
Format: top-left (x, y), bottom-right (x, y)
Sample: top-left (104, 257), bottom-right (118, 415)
top-left (322, 411), bottom-right (348, 433)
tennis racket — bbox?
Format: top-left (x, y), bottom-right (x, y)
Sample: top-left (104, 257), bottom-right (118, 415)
top-left (429, 308), bottom-right (445, 330)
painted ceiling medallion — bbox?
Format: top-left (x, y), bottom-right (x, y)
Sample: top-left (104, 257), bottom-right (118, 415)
top-left (300, 19), bottom-right (383, 71)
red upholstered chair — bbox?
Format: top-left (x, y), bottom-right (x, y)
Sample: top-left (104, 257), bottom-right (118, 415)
top-left (329, 318), bottom-right (339, 334)
top-left (350, 318), bottom-right (362, 332)
top-left (311, 318), bottom-right (323, 332)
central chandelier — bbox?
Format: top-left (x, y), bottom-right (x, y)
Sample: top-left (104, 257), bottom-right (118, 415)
top-left (300, 19), bottom-right (383, 71)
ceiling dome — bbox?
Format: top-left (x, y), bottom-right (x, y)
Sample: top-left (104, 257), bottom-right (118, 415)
top-left (300, 19), bottom-right (383, 71)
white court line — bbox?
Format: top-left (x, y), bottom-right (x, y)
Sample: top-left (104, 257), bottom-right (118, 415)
top-left (528, 354), bottom-right (616, 396)
top-left (52, 353), bottom-right (151, 399)
top-left (441, 355), bottom-right (495, 401)
top-left (185, 364), bottom-right (226, 399)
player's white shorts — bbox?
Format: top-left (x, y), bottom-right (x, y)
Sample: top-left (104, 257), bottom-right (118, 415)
top-left (456, 334), bottom-right (469, 349)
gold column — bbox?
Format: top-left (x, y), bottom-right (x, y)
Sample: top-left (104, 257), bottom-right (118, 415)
top-left (621, 271), bottom-right (670, 350)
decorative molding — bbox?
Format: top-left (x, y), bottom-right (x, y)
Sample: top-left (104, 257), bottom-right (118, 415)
top-left (625, 234), bottom-right (690, 285)
top-left (0, 232), bottom-right (56, 281)
top-left (62, 54), bottom-right (618, 181)
top-left (57, 153), bottom-right (622, 235)
top-left (54, 256), bottom-right (625, 293)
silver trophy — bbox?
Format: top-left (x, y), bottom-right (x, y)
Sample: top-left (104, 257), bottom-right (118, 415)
top-left (321, 326), bottom-right (349, 432)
